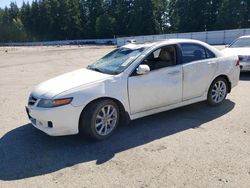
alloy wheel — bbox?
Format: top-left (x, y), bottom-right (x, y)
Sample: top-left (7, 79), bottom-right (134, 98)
top-left (211, 80), bottom-right (227, 103)
top-left (95, 105), bottom-right (118, 136)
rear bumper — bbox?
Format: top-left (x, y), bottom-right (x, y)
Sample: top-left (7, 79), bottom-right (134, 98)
top-left (228, 66), bottom-right (240, 89)
top-left (25, 104), bottom-right (83, 136)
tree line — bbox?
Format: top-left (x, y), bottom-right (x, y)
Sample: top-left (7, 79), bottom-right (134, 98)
top-left (0, 0), bottom-right (249, 43)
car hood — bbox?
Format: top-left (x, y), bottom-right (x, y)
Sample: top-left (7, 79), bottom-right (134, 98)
top-left (32, 68), bottom-right (112, 98)
top-left (222, 47), bottom-right (250, 56)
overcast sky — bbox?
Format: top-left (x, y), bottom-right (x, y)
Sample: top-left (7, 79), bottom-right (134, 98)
top-left (0, 0), bottom-right (32, 8)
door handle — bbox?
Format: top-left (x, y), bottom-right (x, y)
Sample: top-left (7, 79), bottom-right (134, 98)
top-left (208, 62), bottom-right (216, 65)
top-left (168, 71), bottom-right (180, 75)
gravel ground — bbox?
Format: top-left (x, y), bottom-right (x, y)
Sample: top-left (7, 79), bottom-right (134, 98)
top-left (0, 45), bottom-right (250, 188)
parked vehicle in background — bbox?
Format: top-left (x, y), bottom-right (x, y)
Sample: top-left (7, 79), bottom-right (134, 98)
top-left (222, 35), bottom-right (250, 71)
top-left (126, 39), bottom-right (137, 44)
top-left (26, 39), bottom-right (240, 140)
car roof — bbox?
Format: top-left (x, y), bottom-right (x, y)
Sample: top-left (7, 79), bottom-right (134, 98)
top-left (122, 38), bottom-right (222, 57)
top-left (123, 39), bottom-right (210, 49)
top-left (122, 43), bottom-right (156, 50)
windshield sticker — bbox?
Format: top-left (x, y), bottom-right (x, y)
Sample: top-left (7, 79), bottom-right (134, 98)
top-left (121, 57), bottom-right (135, 67)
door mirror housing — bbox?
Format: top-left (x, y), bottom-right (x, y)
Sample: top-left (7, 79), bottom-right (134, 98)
top-left (225, 44), bottom-right (230, 48)
top-left (136, 65), bottom-right (150, 75)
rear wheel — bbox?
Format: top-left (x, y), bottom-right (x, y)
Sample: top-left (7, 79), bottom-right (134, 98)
top-left (207, 77), bottom-right (228, 106)
top-left (79, 99), bottom-right (120, 140)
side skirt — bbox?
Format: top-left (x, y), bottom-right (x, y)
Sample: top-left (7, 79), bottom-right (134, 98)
top-left (130, 94), bottom-right (207, 120)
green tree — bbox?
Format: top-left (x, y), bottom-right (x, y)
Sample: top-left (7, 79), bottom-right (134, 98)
top-left (29, 0), bottom-right (40, 39)
top-left (216, 0), bottom-right (250, 29)
top-left (9, 2), bottom-right (19, 20)
top-left (66, 0), bottom-right (82, 39)
top-left (169, 0), bottom-right (223, 32)
top-left (152, 0), bottom-right (170, 33)
top-left (129, 0), bottom-right (156, 35)
top-left (107, 0), bottom-right (133, 36)
top-left (80, 0), bottom-right (103, 38)
top-left (96, 13), bottom-right (115, 38)
top-left (1, 0), bottom-right (250, 43)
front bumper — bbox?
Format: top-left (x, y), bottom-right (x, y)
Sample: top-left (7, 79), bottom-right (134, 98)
top-left (25, 104), bottom-right (83, 136)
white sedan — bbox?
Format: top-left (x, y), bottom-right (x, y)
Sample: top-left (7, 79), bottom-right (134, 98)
top-left (26, 39), bottom-right (240, 140)
top-left (222, 35), bottom-right (250, 71)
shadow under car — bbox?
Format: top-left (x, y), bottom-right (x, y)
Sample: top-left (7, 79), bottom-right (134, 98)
top-left (0, 100), bottom-right (235, 181)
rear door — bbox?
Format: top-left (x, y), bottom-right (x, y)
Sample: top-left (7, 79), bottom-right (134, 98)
top-left (180, 43), bottom-right (218, 101)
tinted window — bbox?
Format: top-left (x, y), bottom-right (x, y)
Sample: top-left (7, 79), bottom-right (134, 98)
top-left (206, 49), bottom-right (215, 59)
top-left (180, 43), bottom-right (206, 63)
top-left (141, 45), bottom-right (177, 71)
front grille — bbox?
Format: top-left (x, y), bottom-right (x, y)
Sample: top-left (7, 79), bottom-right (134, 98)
top-left (28, 96), bottom-right (38, 106)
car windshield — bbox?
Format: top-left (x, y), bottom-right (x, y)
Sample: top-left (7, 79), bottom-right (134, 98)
top-left (88, 47), bottom-right (145, 75)
top-left (230, 38), bottom-right (250, 48)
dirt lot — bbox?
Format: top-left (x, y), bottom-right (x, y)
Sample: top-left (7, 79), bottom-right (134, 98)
top-left (0, 45), bottom-right (250, 188)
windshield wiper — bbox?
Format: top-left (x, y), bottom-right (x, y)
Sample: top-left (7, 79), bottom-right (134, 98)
top-left (87, 66), bottom-right (104, 73)
top-left (87, 65), bottom-right (120, 75)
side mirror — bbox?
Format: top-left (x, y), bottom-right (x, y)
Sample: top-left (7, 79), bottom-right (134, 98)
top-left (136, 65), bottom-right (150, 75)
top-left (225, 44), bottom-right (230, 48)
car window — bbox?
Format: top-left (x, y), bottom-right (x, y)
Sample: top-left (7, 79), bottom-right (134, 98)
top-left (206, 48), bottom-right (215, 59)
top-left (153, 49), bottom-right (161, 58)
top-left (180, 43), bottom-right (207, 63)
top-left (230, 38), bottom-right (250, 48)
top-left (141, 45), bottom-right (177, 71)
top-left (88, 47), bottom-right (145, 75)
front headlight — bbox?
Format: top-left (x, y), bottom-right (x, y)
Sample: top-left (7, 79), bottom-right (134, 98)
top-left (37, 98), bottom-right (73, 108)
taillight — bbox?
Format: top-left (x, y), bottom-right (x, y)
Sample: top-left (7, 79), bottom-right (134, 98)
top-left (236, 60), bottom-right (240, 66)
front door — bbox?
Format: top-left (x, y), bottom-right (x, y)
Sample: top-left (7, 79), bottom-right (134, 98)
top-left (128, 45), bottom-right (183, 114)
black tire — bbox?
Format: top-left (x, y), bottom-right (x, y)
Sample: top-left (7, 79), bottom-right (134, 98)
top-left (79, 99), bottom-right (120, 140)
top-left (207, 77), bottom-right (228, 106)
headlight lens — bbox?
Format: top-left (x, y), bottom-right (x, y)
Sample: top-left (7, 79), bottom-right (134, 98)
top-left (37, 98), bottom-right (73, 108)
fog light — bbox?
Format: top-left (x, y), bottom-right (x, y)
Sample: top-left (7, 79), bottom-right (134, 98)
top-left (48, 121), bottom-right (53, 128)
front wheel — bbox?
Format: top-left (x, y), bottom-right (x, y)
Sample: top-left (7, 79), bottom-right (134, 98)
top-left (79, 99), bottom-right (120, 140)
top-left (207, 77), bottom-right (228, 106)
